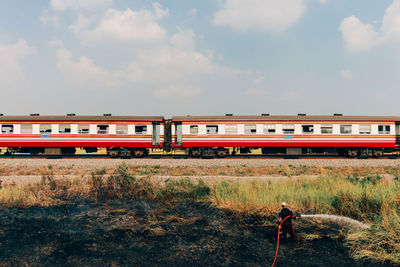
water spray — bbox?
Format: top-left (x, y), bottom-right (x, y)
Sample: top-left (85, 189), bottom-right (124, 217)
top-left (300, 214), bottom-right (370, 229)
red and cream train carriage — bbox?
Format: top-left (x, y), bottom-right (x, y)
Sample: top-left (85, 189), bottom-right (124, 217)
top-left (171, 115), bottom-right (398, 157)
top-left (0, 115), bottom-right (164, 157)
top-left (0, 114), bottom-right (399, 158)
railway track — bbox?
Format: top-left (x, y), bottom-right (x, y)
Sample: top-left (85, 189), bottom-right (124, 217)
top-left (0, 154), bottom-right (398, 159)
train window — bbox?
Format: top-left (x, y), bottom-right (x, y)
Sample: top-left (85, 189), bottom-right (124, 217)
top-left (244, 124), bottom-right (257, 134)
top-left (135, 125), bottom-right (147, 134)
top-left (190, 125), bottom-right (199, 134)
top-left (321, 125), bottom-right (333, 134)
top-left (263, 125), bottom-right (276, 134)
top-left (340, 125), bottom-right (352, 134)
top-left (282, 124), bottom-right (295, 134)
top-left (1, 125), bottom-right (13, 134)
top-left (116, 125), bottom-right (128, 134)
top-left (378, 125), bottom-right (391, 134)
top-left (59, 125), bottom-right (71, 134)
top-left (226, 125), bottom-right (238, 134)
top-left (359, 125), bottom-right (371, 134)
top-left (21, 124), bottom-right (32, 134)
top-left (97, 125), bottom-right (109, 134)
top-left (206, 125), bottom-right (218, 134)
top-left (40, 124), bottom-right (52, 133)
top-left (78, 124), bottom-right (90, 134)
top-left (302, 125), bottom-right (314, 134)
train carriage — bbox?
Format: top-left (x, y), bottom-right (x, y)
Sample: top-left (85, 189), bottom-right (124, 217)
top-left (171, 115), bottom-right (399, 157)
top-left (0, 114), bottom-right (164, 157)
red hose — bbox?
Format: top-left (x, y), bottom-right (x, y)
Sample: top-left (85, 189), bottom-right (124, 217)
top-left (271, 215), bottom-right (291, 267)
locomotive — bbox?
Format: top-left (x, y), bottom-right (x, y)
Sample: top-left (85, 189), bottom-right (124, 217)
top-left (0, 113), bottom-right (397, 158)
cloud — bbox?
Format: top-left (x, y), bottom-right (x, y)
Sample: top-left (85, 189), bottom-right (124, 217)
top-left (50, 0), bottom-right (113, 11)
top-left (152, 2), bottom-right (169, 19)
top-left (40, 9), bottom-right (60, 26)
top-left (71, 5), bottom-right (168, 45)
top-left (213, 0), bottom-right (305, 32)
top-left (339, 16), bottom-right (380, 52)
top-left (339, 0), bottom-right (400, 52)
top-left (0, 39), bottom-right (34, 89)
top-left (47, 39), bottom-right (64, 48)
top-left (55, 27), bottom-right (247, 103)
top-left (68, 15), bottom-right (94, 36)
top-left (125, 29), bottom-right (214, 83)
top-left (56, 49), bottom-right (122, 89)
top-left (340, 69), bottom-right (354, 80)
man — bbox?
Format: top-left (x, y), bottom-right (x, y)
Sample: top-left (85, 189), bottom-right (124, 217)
top-left (278, 202), bottom-right (297, 242)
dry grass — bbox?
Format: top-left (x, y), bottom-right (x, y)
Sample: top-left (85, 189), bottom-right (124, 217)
top-left (2, 164), bottom-right (400, 179)
top-left (0, 185), bottom-right (56, 208)
top-left (210, 174), bottom-right (400, 264)
top-left (0, 163), bottom-right (398, 265)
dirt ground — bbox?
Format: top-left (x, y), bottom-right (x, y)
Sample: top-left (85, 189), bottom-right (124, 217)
top-left (2, 158), bottom-right (400, 169)
top-left (0, 199), bottom-right (394, 267)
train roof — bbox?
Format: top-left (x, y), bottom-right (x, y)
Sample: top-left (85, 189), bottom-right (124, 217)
top-left (0, 115), bottom-right (164, 122)
top-left (172, 115), bottom-right (400, 122)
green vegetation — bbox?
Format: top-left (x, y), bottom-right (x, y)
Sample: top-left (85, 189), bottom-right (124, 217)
top-left (0, 163), bottom-right (398, 264)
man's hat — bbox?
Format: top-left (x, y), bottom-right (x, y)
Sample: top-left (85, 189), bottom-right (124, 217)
top-left (281, 202), bottom-right (288, 207)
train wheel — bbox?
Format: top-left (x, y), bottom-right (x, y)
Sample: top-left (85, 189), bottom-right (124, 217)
top-left (201, 149), bottom-right (216, 158)
top-left (217, 149), bottom-right (228, 158)
top-left (190, 149), bottom-right (201, 158)
top-left (120, 150), bottom-right (132, 158)
top-left (346, 149), bottom-right (358, 158)
top-left (372, 149), bottom-right (384, 158)
top-left (134, 150), bottom-right (144, 158)
top-left (108, 150), bottom-right (119, 158)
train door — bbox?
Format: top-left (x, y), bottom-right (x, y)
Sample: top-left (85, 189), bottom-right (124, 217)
top-left (152, 122), bottom-right (160, 146)
top-left (176, 122), bottom-right (182, 147)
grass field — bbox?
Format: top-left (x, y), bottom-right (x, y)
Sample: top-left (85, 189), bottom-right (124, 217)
top-left (0, 163), bottom-right (399, 264)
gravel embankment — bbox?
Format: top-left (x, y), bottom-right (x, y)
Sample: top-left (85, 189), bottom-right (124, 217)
top-left (1, 158), bottom-right (398, 186)
top-left (0, 158), bottom-right (400, 168)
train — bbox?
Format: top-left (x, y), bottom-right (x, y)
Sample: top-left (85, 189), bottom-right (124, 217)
top-left (0, 113), bottom-right (398, 158)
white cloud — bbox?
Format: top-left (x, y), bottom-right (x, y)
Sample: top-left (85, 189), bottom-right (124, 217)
top-left (339, 0), bottom-right (400, 52)
top-left (152, 2), bottom-right (169, 19)
top-left (68, 15), bottom-right (94, 36)
top-left (50, 0), bottom-right (113, 11)
top-left (340, 69), bottom-right (354, 80)
top-left (339, 16), bottom-right (380, 52)
top-left (47, 39), bottom-right (64, 48)
top-left (125, 29), bottom-right (214, 83)
top-left (55, 27), bottom-right (242, 102)
top-left (56, 49), bottom-right (121, 89)
top-left (0, 39), bottom-right (34, 89)
top-left (72, 6), bottom-right (168, 45)
top-left (40, 9), bottom-right (60, 26)
top-left (213, 0), bottom-right (305, 32)
top-left (153, 85), bottom-right (201, 100)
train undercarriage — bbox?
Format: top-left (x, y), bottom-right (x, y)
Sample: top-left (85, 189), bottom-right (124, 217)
top-left (184, 146), bottom-right (390, 158)
top-left (0, 146), bottom-right (393, 158)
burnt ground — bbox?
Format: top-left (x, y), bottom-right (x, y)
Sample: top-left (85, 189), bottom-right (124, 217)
top-left (0, 199), bottom-right (394, 267)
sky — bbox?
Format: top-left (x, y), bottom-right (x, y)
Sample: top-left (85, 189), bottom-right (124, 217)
top-left (0, 0), bottom-right (400, 116)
